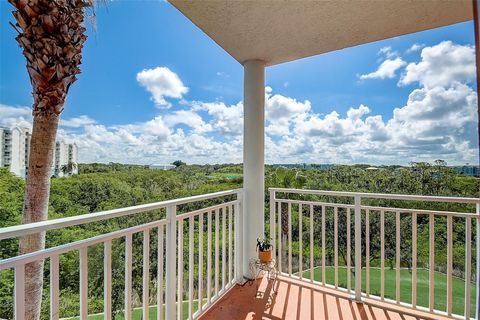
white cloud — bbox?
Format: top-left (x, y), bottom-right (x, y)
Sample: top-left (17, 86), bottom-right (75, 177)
top-left (65, 116), bottom-right (242, 164)
top-left (266, 67), bottom-right (477, 164)
top-left (392, 84), bottom-right (475, 123)
top-left (266, 91), bottom-right (311, 120)
top-left (406, 43), bottom-right (425, 54)
top-left (216, 71), bottom-right (229, 78)
top-left (267, 85), bottom-right (477, 164)
top-left (84, 124), bottom-right (122, 144)
top-left (192, 101), bottom-right (244, 136)
top-left (61, 115), bottom-right (96, 128)
top-left (136, 67), bottom-right (188, 108)
top-left (385, 83), bottom-right (477, 159)
top-left (347, 104), bottom-right (370, 121)
top-left (2, 80), bottom-right (477, 165)
top-left (266, 119), bottom-right (290, 137)
top-left (141, 116), bottom-right (171, 139)
top-left (163, 110), bottom-right (212, 134)
top-left (0, 104), bottom-right (30, 117)
top-left (0, 104), bottom-right (32, 128)
top-left (359, 57), bottom-right (407, 80)
top-left (295, 105), bottom-right (371, 141)
top-left (399, 41), bottom-right (475, 88)
top-left (0, 104), bottom-right (237, 165)
top-left (378, 46), bottom-right (399, 59)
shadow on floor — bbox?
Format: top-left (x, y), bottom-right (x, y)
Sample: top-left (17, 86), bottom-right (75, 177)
top-left (199, 276), bottom-right (448, 320)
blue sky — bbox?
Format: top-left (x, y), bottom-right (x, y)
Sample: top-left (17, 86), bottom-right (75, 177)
top-left (0, 1), bottom-right (478, 165)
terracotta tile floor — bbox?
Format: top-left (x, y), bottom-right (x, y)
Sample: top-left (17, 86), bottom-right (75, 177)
top-left (199, 275), bottom-right (452, 320)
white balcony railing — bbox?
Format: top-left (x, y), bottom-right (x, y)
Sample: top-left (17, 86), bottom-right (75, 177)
top-left (2, 187), bottom-right (479, 320)
top-left (0, 189), bottom-right (243, 320)
top-left (269, 188), bottom-right (480, 320)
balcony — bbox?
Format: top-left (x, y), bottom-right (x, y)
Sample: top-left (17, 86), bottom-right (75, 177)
top-left (202, 188), bottom-right (480, 320)
top-left (1, 188), bottom-right (478, 320)
top-left (1, 3), bottom-right (478, 319)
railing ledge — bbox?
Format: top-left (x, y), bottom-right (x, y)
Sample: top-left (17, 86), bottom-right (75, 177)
top-left (0, 188), bottom-right (243, 241)
top-left (268, 187), bottom-right (480, 204)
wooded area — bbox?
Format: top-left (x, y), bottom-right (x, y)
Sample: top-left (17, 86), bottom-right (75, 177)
top-left (0, 161), bottom-right (478, 318)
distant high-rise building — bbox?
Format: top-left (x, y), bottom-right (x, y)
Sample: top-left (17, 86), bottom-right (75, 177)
top-left (52, 140), bottom-right (78, 177)
top-left (0, 126), bottom-right (78, 178)
top-left (452, 165), bottom-right (480, 177)
top-left (0, 127), bottom-right (31, 178)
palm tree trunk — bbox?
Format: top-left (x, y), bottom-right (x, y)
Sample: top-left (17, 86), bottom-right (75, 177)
top-left (281, 205), bottom-right (288, 271)
top-left (281, 234), bottom-right (287, 271)
top-left (8, 0), bottom-right (90, 317)
top-left (19, 113), bottom-right (59, 320)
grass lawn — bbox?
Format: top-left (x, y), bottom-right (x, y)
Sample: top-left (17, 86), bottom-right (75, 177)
top-left (65, 300), bottom-right (202, 320)
top-left (302, 266), bottom-right (475, 316)
top-left (211, 172), bottom-right (243, 178)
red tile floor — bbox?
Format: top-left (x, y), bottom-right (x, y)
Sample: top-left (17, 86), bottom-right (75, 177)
top-left (199, 275), bottom-right (452, 320)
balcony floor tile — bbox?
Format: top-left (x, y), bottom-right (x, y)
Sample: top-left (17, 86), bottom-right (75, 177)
top-left (199, 275), bottom-right (452, 320)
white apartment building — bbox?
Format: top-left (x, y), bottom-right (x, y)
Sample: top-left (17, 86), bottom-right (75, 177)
top-left (149, 164), bottom-right (176, 170)
top-left (0, 126), bottom-right (78, 178)
top-left (0, 127), bottom-right (30, 178)
top-left (52, 140), bottom-right (78, 177)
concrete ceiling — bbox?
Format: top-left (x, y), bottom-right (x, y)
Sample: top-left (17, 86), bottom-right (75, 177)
top-left (169, 0), bottom-right (473, 66)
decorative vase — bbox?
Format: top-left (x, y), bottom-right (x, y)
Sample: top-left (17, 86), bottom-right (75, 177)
top-left (258, 249), bottom-right (272, 263)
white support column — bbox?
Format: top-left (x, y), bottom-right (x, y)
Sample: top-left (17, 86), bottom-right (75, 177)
top-left (243, 59), bottom-right (266, 278)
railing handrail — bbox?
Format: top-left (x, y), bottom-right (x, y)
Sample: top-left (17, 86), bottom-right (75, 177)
top-left (0, 188), bottom-right (243, 241)
top-left (269, 187), bottom-right (480, 204)
top-left (0, 218), bottom-right (168, 270)
top-left (273, 198), bottom-right (477, 217)
top-left (0, 199), bottom-right (240, 270)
